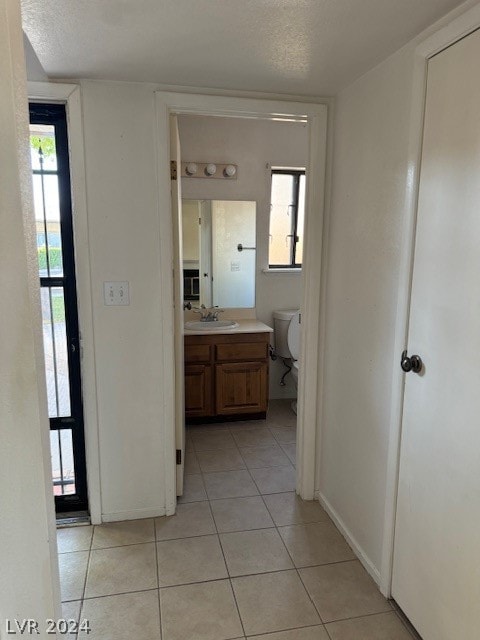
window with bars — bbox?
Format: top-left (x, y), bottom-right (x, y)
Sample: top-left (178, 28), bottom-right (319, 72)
top-left (268, 169), bottom-right (306, 269)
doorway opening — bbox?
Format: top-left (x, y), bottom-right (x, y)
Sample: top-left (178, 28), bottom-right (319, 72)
top-left (156, 94), bottom-right (328, 510)
top-left (176, 114), bottom-right (305, 496)
top-left (29, 103), bottom-right (88, 515)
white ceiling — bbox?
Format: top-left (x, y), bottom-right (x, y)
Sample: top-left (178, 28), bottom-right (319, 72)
top-left (22, 0), bottom-right (466, 96)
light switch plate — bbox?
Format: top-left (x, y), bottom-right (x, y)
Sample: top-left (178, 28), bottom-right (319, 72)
top-left (104, 281), bottom-right (130, 306)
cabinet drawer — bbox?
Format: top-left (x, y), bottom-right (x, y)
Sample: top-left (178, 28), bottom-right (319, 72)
top-left (185, 344), bottom-right (212, 363)
top-left (216, 342), bottom-right (268, 362)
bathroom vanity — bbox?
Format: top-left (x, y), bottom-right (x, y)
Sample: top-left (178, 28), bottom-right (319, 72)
top-left (184, 320), bottom-right (273, 421)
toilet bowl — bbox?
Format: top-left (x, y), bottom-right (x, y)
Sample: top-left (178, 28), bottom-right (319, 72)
top-left (273, 309), bottom-right (301, 413)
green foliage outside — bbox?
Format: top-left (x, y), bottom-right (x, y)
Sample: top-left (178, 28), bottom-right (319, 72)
top-left (50, 295), bottom-right (65, 323)
top-left (38, 246), bottom-right (65, 323)
top-left (38, 246), bottom-right (62, 272)
top-left (30, 135), bottom-right (56, 158)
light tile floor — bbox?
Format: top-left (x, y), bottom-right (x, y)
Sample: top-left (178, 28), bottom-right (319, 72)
top-left (58, 400), bottom-right (416, 640)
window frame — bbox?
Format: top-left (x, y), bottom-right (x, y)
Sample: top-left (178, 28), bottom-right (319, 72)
top-left (269, 168), bottom-right (305, 269)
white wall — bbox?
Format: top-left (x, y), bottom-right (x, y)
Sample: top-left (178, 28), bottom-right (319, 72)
top-left (0, 0), bottom-right (60, 629)
top-left (178, 115), bottom-right (309, 398)
top-left (80, 80), bottom-right (167, 521)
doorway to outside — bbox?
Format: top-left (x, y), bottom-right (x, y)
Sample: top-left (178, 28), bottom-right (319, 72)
top-left (29, 103), bottom-right (88, 515)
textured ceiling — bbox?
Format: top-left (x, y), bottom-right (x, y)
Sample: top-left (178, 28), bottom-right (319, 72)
top-left (22, 0), bottom-right (466, 96)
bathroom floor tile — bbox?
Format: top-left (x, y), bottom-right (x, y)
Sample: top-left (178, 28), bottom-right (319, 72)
top-left (278, 521), bottom-right (355, 567)
top-left (85, 543), bottom-right (157, 598)
top-left (232, 428), bottom-right (277, 448)
top-left (325, 612), bottom-right (414, 640)
top-left (197, 448), bottom-right (246, 473)
top-left (155, 501), bottom-right (215, 540)
top-left (239, 444), bottom-right (291, 469)
top-left (247, 627), bottom-right (329, 640)
top-left (92, 518), bottom-right (154, 549)
top-left (191, 430), bottom-right (237, 451)
top-left (263, 492), bottom-right (329, 527)
top-left (204, 470), bottom-right (259, 500)
top-left (281, 443), bottom-right (297, 464)
top-left (270, 426), bottom-right (297, 444)
top-left (265, 401), bottom-right (297, 427)
top-left (220, 528), bottom-right (293, 576)
top-left (210, 496), bottom-right (274, 533)
top-left (232, 570), bottom-right (320, 636)
top-left (299, 560), bottom-right (391, 623)
top-left (178, 473), bottom-right (207, 503)
top-left (160, 579), bottom-right (243, 640)
top-left (250, 465), bottom-right (296, 494)
top-left (185, 449), bottom-right (201, 474)
top-left (188, 422), bottom-right (233, 432)
top-left (58, 551), bottom-right (89, 602)
top-left (157, 535), bottom-right (227, 586)
top-left (57, 525), bottom-right (93, 553)
top-left (79, 590), bottom-right (161, 640)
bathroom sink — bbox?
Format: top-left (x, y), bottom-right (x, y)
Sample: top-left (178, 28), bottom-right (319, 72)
top-left (185, 320), bottom-right (239, 331)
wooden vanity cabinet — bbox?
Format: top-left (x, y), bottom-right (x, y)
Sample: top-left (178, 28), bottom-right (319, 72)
top-left (184, 332), bottom-right (269, 420)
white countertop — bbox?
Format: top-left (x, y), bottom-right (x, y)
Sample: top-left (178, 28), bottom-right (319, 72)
top-left (184, 319), bottom-right (273, 336)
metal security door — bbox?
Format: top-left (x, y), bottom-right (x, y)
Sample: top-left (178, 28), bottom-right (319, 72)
top-left (29, 103), bottom-right (88, 514)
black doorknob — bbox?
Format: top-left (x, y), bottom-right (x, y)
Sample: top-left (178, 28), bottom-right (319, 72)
top-left (401, 350), bottom-right (423, 374)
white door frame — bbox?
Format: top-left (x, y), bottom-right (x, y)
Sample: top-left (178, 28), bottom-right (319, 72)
top-left (27, 81), bottom-right (102, 524)
top-left (155, 92), bottom-right (328, 514)
top-left (381, 4), bottom-right (480, 597)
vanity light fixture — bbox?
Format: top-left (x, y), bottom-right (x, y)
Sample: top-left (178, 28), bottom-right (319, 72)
top-left (181, 162), bottom-right (237, 179)
top-left (185, 162), bottom-right (198, 176)
top-left (224, 164), bottom-right (237, 177)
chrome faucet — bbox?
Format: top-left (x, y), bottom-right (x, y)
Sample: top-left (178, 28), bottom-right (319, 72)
top-left (192, 305), bottom-right (225, 322)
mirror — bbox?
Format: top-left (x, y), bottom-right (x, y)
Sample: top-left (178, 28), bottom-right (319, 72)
top-left (182, 199), bottom-right (256, 309)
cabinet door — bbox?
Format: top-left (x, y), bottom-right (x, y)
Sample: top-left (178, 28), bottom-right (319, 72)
top-left (185, 365), bottom-right (213, 418)
top-left (216, 362), bottom-right (268, 415)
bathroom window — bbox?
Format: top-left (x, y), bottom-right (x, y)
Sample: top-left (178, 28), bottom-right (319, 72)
top-left (269, 169), bottom-right (305, 268)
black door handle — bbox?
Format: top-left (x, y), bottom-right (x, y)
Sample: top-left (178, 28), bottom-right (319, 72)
top-left (401, 350), bottom-right (423, 374)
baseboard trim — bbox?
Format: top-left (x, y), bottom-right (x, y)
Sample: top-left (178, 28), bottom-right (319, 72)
top-left (318, 492), bottom-right (381, 586)
top-left (102, 506), bottom-right (167, 522)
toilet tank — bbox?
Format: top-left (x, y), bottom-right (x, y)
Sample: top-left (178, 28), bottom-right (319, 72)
top-left (273, 309), bottom-right (299, 358)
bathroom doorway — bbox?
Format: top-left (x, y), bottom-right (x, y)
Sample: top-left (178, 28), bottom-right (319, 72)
top-left (155, 92), bottom-right (328, 512)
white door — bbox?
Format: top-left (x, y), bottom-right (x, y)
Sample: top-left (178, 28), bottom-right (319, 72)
top-left (392, 29), bottom-right (480, 640)
top-left (170, 115), bottom-right (186, 495)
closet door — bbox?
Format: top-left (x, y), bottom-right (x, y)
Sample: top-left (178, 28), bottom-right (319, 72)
top-left (392, 29), bottom-right (480, 639)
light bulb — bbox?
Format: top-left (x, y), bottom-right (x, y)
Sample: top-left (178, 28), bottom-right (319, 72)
top-left (224, 164), bottom-right (237, 177)
top-left (185, 162), bottom-right (197, 176)
top-left (205, 163), bottom-right (217, 176)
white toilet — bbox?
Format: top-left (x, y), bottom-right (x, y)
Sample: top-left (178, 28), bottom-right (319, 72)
top-left (273, 309), bottom-right (301, 413)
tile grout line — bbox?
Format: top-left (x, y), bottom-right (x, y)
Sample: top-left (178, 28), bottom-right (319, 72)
top-left (77, 523), bottom-right (94, 616)
top-left (258, 488), bottom-right (328, 630)
top-left (206, 495), bottom-right (247, 639)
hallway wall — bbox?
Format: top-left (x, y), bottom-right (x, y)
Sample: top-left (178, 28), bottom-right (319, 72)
top-left (80, 80), bottom-right (167, 521)
top-left (320, 45), bottom-right (413, 580)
